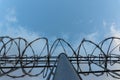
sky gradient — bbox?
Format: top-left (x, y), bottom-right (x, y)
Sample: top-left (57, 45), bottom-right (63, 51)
top-left (0, 0), bottom-right (120, 80)
top-left (1, 0), bottom-right (120, 38)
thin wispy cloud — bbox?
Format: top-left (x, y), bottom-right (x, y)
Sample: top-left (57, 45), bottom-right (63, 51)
top-left (1, 6), bottom-right (120, 80)
top-left (5, 8), bottom-right (17, 23)
top-left (103, 20), bottom-right (107, 28)
top-left (110, 23), bottom-right (120, 37)
top-left (0, 8), bottom-right (41, 40)
top-left (0, 8), bottom-right (44, 80)
top-left (86, 32), bottom-right (98, 42)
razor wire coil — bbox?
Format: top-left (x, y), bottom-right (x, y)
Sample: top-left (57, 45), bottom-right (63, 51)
top-left (0, 36), bottom-right (120, 79)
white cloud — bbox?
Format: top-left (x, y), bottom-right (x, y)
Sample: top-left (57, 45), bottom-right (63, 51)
top-left (5, 8), bottom-right (17, 23)
top-left (0, 8), bottom-right (42, 40)
top-left (0, 8), bottom-right (45, 80)
top-left (1, 7), bottom-right (120, 80)
top-left (103, 20), bottom-right (107, 27)
top-left (103, 22), bottom-right (120, 80)
top-left (110, 23), bottom-right (120, 37)
top-left (79, 22), bottom-right (120, 80)
top-left (86, 32), bottom-right (98, 42)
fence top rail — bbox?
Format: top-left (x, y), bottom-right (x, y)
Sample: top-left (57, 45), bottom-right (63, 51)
top-left (0, 36), bottom-right (120, 79)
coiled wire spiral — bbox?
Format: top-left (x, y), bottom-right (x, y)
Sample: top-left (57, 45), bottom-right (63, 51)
top-left (0, 36), bottom-right (120, 79)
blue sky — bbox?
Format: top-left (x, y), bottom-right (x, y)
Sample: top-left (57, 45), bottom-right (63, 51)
top-left (1, 0), bottom-right (120, 80)
top-left (1, 0), bottom-right (120, 39)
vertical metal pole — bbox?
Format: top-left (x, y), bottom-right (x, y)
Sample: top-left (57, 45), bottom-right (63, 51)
top-left (53, 53), bottom-right (82, 80)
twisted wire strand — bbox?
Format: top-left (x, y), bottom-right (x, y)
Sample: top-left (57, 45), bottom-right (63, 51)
top-left (0, 36), bottom-right (120, 79)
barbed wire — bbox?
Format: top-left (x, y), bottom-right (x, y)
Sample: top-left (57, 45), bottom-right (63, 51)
top-left (0, 36), bottom-right (120, 79)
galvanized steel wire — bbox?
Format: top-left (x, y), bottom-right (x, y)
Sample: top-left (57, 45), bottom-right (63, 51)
top-left (0, 36), bottom-right (120, 79)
